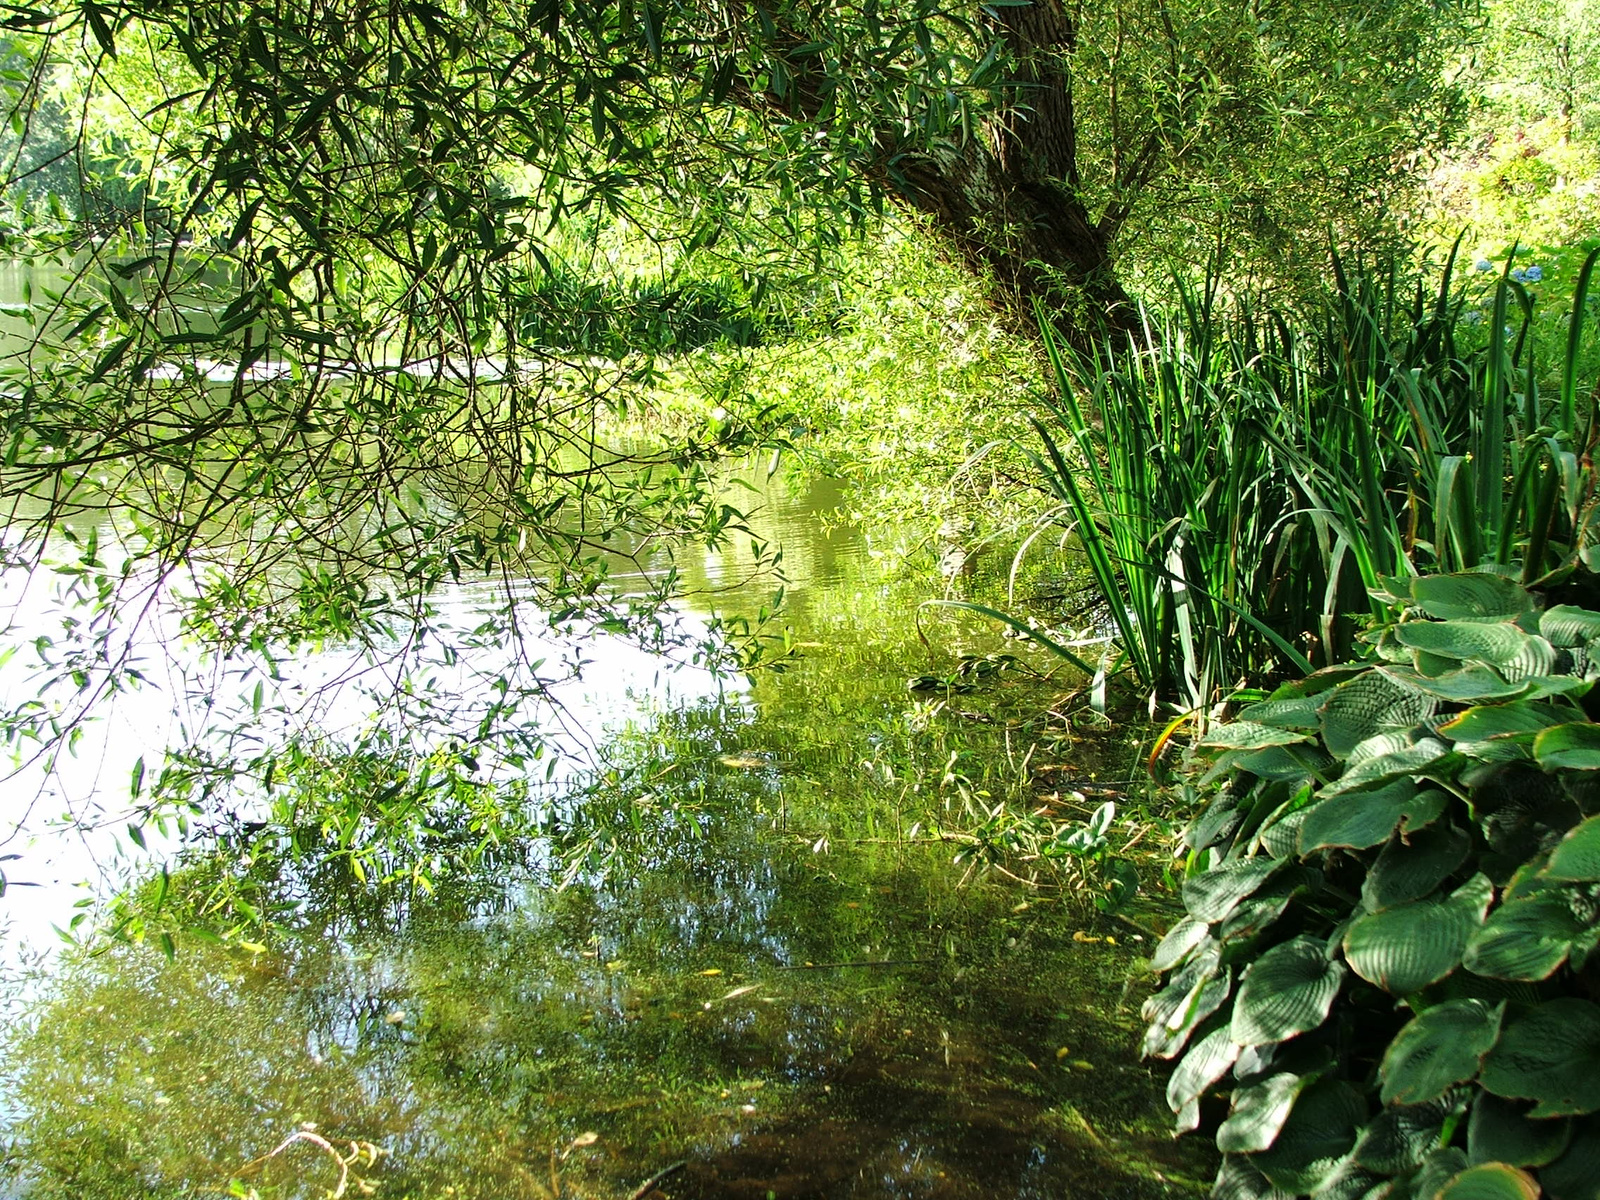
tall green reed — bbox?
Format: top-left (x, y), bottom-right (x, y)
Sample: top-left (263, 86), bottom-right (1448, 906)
top-left (1016, 247), bottom-right (1599, 709)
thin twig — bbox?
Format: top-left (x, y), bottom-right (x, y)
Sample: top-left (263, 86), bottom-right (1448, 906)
top-left (775, 957), bottom-right (936, 970)
top-left (627, 1160), bottom-right (687, 1200)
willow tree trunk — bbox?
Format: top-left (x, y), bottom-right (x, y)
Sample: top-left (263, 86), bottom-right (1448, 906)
top-left (758, 0), bottom-right (1138, 343)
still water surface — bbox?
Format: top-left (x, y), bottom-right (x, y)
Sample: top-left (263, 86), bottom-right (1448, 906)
top-left (0, 460), bottom-right (1208, 1197)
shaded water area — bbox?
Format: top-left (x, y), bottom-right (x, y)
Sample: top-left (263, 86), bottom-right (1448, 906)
top-left (0, 467), bottom-right (1212, 1199)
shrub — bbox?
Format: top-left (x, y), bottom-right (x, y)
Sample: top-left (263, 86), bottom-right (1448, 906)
top-left (1142, 570), bottom-right (1600, 1199)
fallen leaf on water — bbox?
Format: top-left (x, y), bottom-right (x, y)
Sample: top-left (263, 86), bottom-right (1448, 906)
top-left (571, 1132), bottom-right (599, 1148)
top-left (1071, 931), bottom-right (1102, 944)
top-left (720, 984), bottom-right (760, 1001)
top-left (699, 968), bottom-right (723, 976)
top-left (1055, 1046), bottom-right (1072, 1059)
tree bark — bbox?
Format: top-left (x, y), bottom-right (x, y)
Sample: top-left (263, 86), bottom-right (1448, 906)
top-left (755, 0), bottom-right (1137, 344)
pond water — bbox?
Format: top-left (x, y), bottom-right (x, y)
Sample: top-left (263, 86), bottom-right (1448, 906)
top-left (0, 343), bottom-right (1210, 1194)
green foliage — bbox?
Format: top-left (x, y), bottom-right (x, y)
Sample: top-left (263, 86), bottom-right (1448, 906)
top-left (1016, 248), bottom-right (1600, 706)
top-left (1143, 570), bottom-right (1600, 1198)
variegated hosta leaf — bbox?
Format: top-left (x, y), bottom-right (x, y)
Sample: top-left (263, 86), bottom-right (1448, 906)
top-left (1353, 1092), bottom-right (1465, 1174)
top-left (1236, 695), bottom-right (1323, 731)
top-left (1151, 915), bottom-right (1213, 972)
top-left (1376, 664), bottom-right (1533, 703)
top-left (1199, 721), bottom-right (1315, 751)
top-left (1212, 1155), bottom-right (1296, 1200)
top-left (1439, 701), bottom-right (1575, 743)
top-left (1251, 1078), bottom-right (1367, 1194)
top-left (1217, 1071), bottom-right (1304, 1153)
top-left (1184, 859), bottom-right (1284, 923)
top-left (1433, 1163), bottom-right (1540, 1200)
top-left (1318, 738), bottom-right (1454, 799)
top-left (1533, 724), bottom-right (1600, 771)
top-left (1167, 1025), bottom-right (1241, 1128)
top-left (1546, 814), bottom-right (1600, 881)
top-left (1142, 942), bottom-right (1232, 1060)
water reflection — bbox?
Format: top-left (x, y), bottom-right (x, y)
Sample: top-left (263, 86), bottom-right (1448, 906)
top-left (2, 838), bottom-right (1208, 1199)
top-left (0, 462), bottom-right (1196, 1197)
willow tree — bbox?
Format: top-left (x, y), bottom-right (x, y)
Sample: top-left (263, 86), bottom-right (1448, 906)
top-left (0, 0), bottom-right (1471, 909)
top-left (2, 0), bottom-right (1471, 340)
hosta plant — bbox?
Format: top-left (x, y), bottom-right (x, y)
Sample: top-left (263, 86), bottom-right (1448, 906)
top-left (1144, 570), bottom-right (1600, 1200)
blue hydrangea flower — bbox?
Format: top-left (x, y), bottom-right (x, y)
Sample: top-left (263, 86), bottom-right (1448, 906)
top-left (1512, 267), bottom-right (1527, 282)
top-left (1475, 259), bottom-right (1494, 272)
top-left (1525, 264), bottom-right (1543, 282)
top-left (1462, 310), bottom-right (1484, 326)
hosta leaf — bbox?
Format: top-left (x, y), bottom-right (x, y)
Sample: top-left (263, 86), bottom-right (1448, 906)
top-left (1252, 1078), bottom-right (1366, 1194)
top-left (1410, 573), bottom-right (1534, 620)
top-left (1257, 807), bottom-right (1312, 858)
top-left (1343, 874), bottom-right (1492, 995)
top-left (1237, 696), bottom-right (1323, 731)
top-left (1220, 873), bottom-right (1307, 943)
top-left (1321, 673), bottom-right (1438, 759)
top-left (1167, 1025), bottom-right (1241, 1126)
top-left (1300, 781), bottom-right (1445, 853)
top-left (1546, 814), bottom-right (1600, 881)
top-left (1151, 915), bottom-right (1212, 972)
top-left (1433, 1163), bottom-right (1540, 1200)
top-left (1218, 1071), bottom-right (1303, 1153)
top-left (1213, 1155), bottom-right (1295, 1200)
top-left (1201, 721), bottom-right (1315, 750)
top-left (1142, 946), bottom-right (1232, 1060)
top-left (1539, 605), bottom-right (1600, 648)
top-left (1231, 935), bottom-right (1346, 1046)
top-left (1439, 701), bottom-right (1574, 743)
top-left (1361, 822), bottom-right (1473, 912)
top-left (1185, 859), bottom-right (1284, 923)
top-left (1414, 1148), bottom-right (1472, 1199)
top-left (1501, 635), bottom-right (1558, 683)
top-left (1348, 730), bottom-right (1423, 766)
top-left (1466, 1092), bottom-right (1571, 1167)
top-left (1353, 1093), bottom-right (1464, 1174)
top-left (1393, 620), bottom-right (1533, 665)
top-left (1464, 890), bottom-right (1592, 981)
top-left (1472, 764), bottom-right (1584, 864)
top-left (1185, 789), bottom-right (1245, 853)
top-left (1376, 664), bottom-right (1532, 703)
top-left (1311, 1161), bottom-right (1387, 1200)
top-left (1379, 999), bottom-right (1505, 1106)
top-left (1233, 1039), bottom-right (1334, 1089)
top-left (1533, 723), bottom-right (1600, 771)
top-left (1480, 998), bottom-right (1600, 1117)
top-left (1319, 740), bottom-right (1454, 799)
top-left (1540, 1114), bottom-right (1600, 1200)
